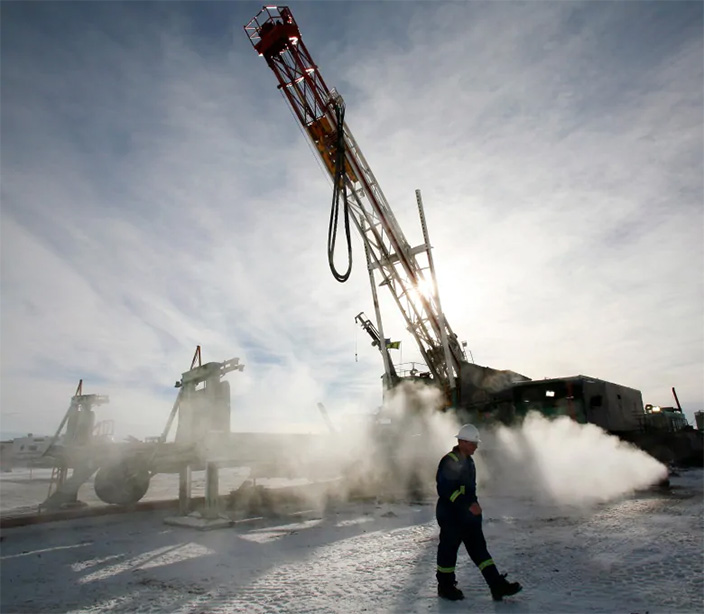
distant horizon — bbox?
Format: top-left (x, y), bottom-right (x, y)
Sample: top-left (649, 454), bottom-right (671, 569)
top-left (2, 403), bottom-right (703, 444)
top-left (0, 431), bottom-right (51, 441)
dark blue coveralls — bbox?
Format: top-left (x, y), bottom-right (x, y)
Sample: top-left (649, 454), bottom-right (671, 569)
top-left (435, 446), bottom-right (502, 588)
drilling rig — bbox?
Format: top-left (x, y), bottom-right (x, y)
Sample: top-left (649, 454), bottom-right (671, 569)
top-left (244, 6), bottom-right (528, 420)
top-left (243, 6), bottom-right (704, 469)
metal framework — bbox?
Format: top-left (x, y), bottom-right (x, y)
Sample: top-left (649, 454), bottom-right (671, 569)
top-left (245, 6), bottom-right (467, 402)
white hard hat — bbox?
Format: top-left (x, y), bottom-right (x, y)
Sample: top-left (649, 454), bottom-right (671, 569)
top-left (456, 423), bottom-right (481, 443)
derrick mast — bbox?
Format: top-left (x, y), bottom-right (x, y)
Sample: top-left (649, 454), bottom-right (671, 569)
top-left (245, 6), bottom-right (523, 409)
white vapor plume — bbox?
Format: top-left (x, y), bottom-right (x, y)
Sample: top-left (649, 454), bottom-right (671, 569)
top-left (339, 381), bottom-right (463, 499)
top-left (477, 412), bottom-right (668, 506)
top-left (368, 385), bottom-right (668, 508)
top-left (206, 384), bottom-right (668, 515)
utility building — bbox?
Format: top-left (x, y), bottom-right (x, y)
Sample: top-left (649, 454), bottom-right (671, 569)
top-left (509, 376), bottom-right (644, 434)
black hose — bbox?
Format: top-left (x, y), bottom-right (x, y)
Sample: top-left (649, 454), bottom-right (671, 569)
top-left (327, 101), bottom-right (353, 282)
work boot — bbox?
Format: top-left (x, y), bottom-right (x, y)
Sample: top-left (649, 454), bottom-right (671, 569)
top-left (437, 581), bottom-right (465, 601)
top-left (490, 573), bottom-right (523, 601)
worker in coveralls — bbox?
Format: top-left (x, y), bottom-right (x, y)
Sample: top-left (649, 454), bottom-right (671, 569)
top-left (436, 423), bottom-right (523, 601)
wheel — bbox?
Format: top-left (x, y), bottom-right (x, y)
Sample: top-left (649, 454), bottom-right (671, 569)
top-left (94, 460), bottom-right (150, 505)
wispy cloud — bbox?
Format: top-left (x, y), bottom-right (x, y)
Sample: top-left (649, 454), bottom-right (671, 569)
top-left (1, 1), bottom-right (701, 437)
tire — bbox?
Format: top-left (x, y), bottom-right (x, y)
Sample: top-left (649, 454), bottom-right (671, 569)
top-left (94, 460), bottom-right (151, 505)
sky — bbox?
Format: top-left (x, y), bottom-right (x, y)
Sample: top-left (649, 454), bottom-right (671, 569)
top-left (1, 0), bottom-right (702, 439)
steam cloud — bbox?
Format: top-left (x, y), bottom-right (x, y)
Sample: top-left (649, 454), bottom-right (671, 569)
top-left (477, 412), bottom-right (669, 506)
top-left (329, 382), bottom-right (668, 508)
top-left (221, 381), bottom-right (668, 515)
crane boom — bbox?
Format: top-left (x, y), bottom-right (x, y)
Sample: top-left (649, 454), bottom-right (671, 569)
top-left (245, 6), bottom-right (468, 403)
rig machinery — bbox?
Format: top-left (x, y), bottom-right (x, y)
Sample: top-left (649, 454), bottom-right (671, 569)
top-left (244, 5), bottom-right (528, 418)
top-left (244, 6), bottom-right (703, 468)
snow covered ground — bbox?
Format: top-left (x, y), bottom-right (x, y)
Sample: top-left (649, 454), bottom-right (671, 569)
top-left (1, 468), bottom-right (701, 614)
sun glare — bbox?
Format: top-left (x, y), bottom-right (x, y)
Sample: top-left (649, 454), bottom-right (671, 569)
top-left (413, 276), bottom-right (435, 300)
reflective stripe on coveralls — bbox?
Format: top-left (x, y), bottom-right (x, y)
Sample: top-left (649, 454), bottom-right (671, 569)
top-left (437, 565), bottom-right (455, 573)
top-left (449, 485), bottom-right (465, 502)
top-left (478, 558), bottom-right (495, 571)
